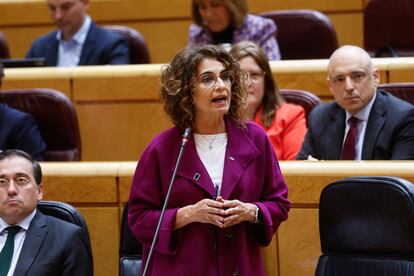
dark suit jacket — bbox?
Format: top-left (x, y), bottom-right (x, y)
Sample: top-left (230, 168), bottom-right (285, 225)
top-left (0, 104), bottom-right (46, 160)
top-left (26, 22), bottom-right (129, 66)
top-left (14, 211), bottom-right (93, 276)
top-left (296, 90), bottom-right (414, 160)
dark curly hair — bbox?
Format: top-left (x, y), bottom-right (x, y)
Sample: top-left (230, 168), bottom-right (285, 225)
top-left (160, 44), bottom-right (247, 130)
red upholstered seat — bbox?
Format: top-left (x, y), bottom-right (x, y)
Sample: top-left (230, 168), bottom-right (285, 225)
top-left (260, 9), bottom-right (338, 60)
top-left (103, 25), bottom-right (150, 64)
top-left (0, 89), bottom-right (81, 161)
top-left (378, 83), bottom-right (414, 105)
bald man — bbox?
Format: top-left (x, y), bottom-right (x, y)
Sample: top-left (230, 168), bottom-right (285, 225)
top-left (297, 45), bottom-right (414, 160)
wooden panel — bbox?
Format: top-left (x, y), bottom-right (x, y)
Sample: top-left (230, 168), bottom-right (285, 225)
top-left (36, 161), bottom-right (414, 276)
top-left (0, 0), bottom-right (365, 63)
top-left (78, 207), bottom-right (120, 276)
top-left (263, 233), bottom-right (280, 276)
top-left (2, 67), bottom-right (72, 98)
top-left (75, 102), bottom-right (172, 161)
top-left (387, 58), bottom-right (414, 82)
top-left (1, 26), bottom-right (54, 58)
top-left (129, 20), bottom-right (191, 64)
top-left (329, 13), bottom-right (363, 47)
top-left (42, 176), bottom-right (117, 203)
top-left (72, 64), bottom-right (161, 101)
top-left (278, 208), bottom-right (320, 276)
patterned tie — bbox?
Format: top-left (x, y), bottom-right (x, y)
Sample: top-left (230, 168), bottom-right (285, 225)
top-left (340, 116), bottom-right (359, 160)
top-left (0, 226), bottom-right (21, 276)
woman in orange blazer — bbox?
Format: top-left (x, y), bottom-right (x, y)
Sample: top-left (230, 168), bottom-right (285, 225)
top-left (230, 41), bottom-right (307, 160)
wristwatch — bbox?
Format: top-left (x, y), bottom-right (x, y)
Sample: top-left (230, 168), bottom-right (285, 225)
top-left (252, 205), bottom-right (260, 224)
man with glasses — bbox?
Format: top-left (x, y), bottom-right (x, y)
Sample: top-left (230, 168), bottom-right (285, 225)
top-left (0, 63), bottom-right (46, 160)
top-left (296, 45), bottom-right (414, 160)
top-left (0, 149), bottom-right (92, 276)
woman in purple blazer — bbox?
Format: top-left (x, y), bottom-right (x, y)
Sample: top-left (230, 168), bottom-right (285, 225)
top-left (189, 0), bottom-right (281, 60)
top-left (128, 44), bottom-right (290, 275)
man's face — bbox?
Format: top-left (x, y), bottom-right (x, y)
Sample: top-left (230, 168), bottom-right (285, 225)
top-left (327, 46), bottom-right (379, 115)
top-left (47, 0), bottom-right (88, 40)
top-left (0, 156), bottom-right (43, 225)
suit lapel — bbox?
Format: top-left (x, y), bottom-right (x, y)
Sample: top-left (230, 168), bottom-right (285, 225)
top-left (177, 135), bottom-right (215, 197)
top-left (325, 108), bottom-right (346, 160)
top-left (220, 120), bottom-right (259, 199)
top-left (14, 211), bottom-right (47, 276)
top-left (176, 121), bottom-right (259, 199)
top-left (362, 93), bottom-right (386, 159)
top-left (79, 23), bottom-right (97, 65)
top-left (46, 33), bottom-right (59, 66)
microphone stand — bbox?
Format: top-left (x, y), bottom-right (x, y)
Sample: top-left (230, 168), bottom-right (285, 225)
top-left (141, 127), bottom-right (191, 276)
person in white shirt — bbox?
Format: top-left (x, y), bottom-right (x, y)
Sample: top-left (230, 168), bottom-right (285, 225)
top-left (26, 0), bottom-right (129, 66)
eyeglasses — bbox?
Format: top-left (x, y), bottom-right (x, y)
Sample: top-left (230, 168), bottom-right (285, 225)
top-left (245, 71), bottom-right (265, 84)
top-left (0, 176), bottom-right (31, 190)
top-left (195, 71), bottom-right (234, 89)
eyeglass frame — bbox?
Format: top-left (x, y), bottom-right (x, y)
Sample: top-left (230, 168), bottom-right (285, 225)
top-left (244, 70), bottom-right (265, 84)
top-left (193, 70), bottom-right (235, 89)
top-left (0, 176), bottom-right (32, 190)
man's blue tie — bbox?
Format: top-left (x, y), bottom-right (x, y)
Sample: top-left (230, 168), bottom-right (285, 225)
top-left (0, 226), bottom-right (21, 276)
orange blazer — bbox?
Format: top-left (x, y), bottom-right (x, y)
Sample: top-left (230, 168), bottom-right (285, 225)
top-left (255, 103), bottom-right (307, 160)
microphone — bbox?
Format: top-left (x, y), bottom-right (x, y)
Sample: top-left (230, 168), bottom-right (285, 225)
top-left (142, 127), bottom-right (191, 276)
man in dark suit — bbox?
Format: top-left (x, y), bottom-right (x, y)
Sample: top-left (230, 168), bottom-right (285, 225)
top-left (0, 64), bottom-right (46, 161)
top-left (0, 149), bottom-right (92, 276)
top-left (26, 0), bottom-right (129, 66)
top-left (297, 45), bottom-right (414, 160)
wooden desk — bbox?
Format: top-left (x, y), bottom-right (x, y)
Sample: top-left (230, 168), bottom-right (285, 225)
top-left (3, 57), bottom-right (414, 161)
top-left (40, 161), bottom-right (414, 276)
top-left (0, 0), bottom-right (364, 63)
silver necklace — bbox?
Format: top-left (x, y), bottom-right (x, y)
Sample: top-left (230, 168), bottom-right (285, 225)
top-left (202, 134), bottom-right (220, 150)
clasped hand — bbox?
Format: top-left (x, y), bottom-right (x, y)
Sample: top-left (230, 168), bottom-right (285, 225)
top-left (185, 196), bottom-right (257, 228)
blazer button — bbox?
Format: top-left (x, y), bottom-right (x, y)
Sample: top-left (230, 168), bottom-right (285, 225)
top-left (225, 232), bottom-right (233, 238)
top-left (212, 242), bottom-right (218, 250)
top-left (232, 271), bottom-right (239, 276)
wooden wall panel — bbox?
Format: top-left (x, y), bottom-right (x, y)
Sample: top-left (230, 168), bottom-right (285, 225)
top-left (79, 207), bottom-right (120, 276)
top-left (278, 209), bottom-right (320, 276)
top-left (329, 13), bottom-right (364, 47)
top-left (37, 161), bottom-right (414, 276)
top-left (0, 0), bottom-right (365, 63)
top-left (75, 102), bottom-right (172, 160)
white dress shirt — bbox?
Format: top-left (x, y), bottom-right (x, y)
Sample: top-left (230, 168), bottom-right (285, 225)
top-left (0, 210), bottom-right (36, 276)
top-left (57, 15), bottom-right (91, 67)
top-left (343, 92), bottom-right (377, 160)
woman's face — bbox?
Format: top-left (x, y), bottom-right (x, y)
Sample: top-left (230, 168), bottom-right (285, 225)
top-left (239, 56), bottom-right (265, 113)
top-left (197, 0), bottom-right (231, 32)
top-left (192, 58), bottom-right (232, 122)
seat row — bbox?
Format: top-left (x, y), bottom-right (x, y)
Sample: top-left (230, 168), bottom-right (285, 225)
top-left (1, 83), bottom-right (413, 161)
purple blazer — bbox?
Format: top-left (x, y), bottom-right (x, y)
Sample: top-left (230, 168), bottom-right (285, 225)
top-left (188, 14), bottom-right (281, 61)
top-left (128, 119), bottom-right (290, 275)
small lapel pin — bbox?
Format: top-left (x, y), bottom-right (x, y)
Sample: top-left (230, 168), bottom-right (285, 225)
top-left (193, 172), bottom-right (201, 181)
top-left (229, 156), bottom-right (235, 161)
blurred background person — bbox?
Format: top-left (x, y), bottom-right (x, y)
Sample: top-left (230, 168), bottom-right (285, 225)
top-left (26, 0), bottom-right (129, 66)
top-left (128, 45), bottom-right (290, 275)
top-left (0, 63), bottom-right (45, 160)
top-left (230, 41), bottom-right (307, 160)
top-left (189, 0), bottom-right (281, 60)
